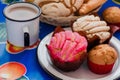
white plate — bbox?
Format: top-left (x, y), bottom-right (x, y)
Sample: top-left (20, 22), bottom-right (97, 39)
top-left (37, 32), bottom-right (120, 80)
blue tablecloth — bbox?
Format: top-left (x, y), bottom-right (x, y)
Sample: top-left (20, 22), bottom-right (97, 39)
top-left (0, 0), bottom-right (120, 80)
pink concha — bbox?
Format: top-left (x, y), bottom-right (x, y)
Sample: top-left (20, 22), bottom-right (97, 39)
top-left (74, 32), bottom-right (81, 43)
top-left (54, 33), bottom-right (62, 48)
top-left (60, 40), bottom-right (77, 60)
top-left (47, 30), bottom-right (88, 71)
top-left (59, 32), bottom-right (66, 48)
top-left (65, 31), bottom-right (75, 41)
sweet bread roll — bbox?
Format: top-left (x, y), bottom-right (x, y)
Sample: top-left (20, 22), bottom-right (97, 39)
top-left (33, 0), bottom-right (104, 26)
top-left (38, 0), bottom-right (84, 17)
top-left (41, 3), bottom-right (71, 17)
top-left (88, 44), bottom-right (117, 74)
top-left (34, 0), bottom-right (59, 6)
top-left (79, 0), bottom-right (107, 15)
top-left (73, 15), bottom-right (110, 43)
top-left (103, 6), bottom-right (120, 23)
top-left (72, 15), bottom-right (111, 50)
top-left (63, 0), bottom-right (84, 12)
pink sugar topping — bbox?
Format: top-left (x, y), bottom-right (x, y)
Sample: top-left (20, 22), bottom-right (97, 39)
top-left (47, 31), bottom-right (88, 61)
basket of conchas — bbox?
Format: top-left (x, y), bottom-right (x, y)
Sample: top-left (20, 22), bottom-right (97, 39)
top-left (26, 0), bottom-right (106, 26)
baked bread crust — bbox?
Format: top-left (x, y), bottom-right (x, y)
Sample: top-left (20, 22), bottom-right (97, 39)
top-left (103, 6), bottom-right (120, 23)
top-left (88, 44), bottom-right (118, 65)
top-left (33, 0), bottom-right (106, 26)
top-left (72, 15), bottom-right (111, 43)
top-left (79, 0), bottom-right (107, 15)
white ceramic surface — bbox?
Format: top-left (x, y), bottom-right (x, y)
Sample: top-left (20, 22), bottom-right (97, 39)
top-left (4, 2), bottom-right (41, 47)
top-left (37, 32), bottom-right (120, 80)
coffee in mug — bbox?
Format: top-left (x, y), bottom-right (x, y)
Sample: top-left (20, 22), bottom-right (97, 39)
top-left (3, 2), bottom-right (41, 47)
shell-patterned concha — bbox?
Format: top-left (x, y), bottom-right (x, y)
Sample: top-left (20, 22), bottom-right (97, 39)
top-left (73, 15), bottom-right (111, 43)
top-left (62, 0), bottom-right (84, 12)
top-left (34, 0), bottom-right (84, 17)
top-left (41, 2), bottom-right (71, 17)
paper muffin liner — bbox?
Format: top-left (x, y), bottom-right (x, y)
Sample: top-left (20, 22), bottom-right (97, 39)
top-left (49, 51), bottom-right (87, 72)
top-left (46, 27), bottom-right (87, 71)
top-left (88, 60), bottom-right (114, 74)
top-left (108, 23), bottom-right (120, 34)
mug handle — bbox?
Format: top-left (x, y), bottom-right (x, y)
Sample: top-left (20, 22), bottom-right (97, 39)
top-left (23, 27), bottom-right (30, 47)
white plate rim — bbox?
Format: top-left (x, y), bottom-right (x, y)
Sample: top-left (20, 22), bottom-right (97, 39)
top-left (37, 32), bottom-right (120, 80)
